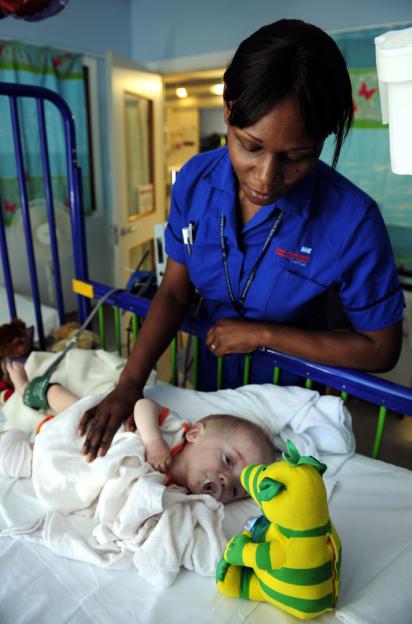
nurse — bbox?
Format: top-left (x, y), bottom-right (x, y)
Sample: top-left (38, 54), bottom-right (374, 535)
top-left (80, 18), bottom-right (403, 461)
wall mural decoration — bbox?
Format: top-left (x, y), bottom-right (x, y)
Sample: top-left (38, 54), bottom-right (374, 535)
top-left (321, 24), bottom-right (412, 267)
top-left (0, 40), bottom-right (92, 226)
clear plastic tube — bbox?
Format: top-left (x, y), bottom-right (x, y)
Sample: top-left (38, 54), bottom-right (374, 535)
top-left (196, 475), bottom-right (222, 500)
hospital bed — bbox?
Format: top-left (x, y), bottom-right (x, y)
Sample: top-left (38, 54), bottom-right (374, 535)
top-left (1, 83), bottom-right (412, 624)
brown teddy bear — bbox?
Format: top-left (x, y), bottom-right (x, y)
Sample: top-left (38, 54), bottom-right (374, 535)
top-left (51, 322), bottom-right (100, 352)
top-left (0, 318), bottom-right (34, 385)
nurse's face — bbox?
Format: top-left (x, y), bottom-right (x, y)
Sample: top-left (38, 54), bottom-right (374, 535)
top-left (224, 96), bottom-right (321, 212)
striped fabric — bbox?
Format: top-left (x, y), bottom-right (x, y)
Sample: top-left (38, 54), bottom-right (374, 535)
top-left (217, 443), bottom-right (341, 620)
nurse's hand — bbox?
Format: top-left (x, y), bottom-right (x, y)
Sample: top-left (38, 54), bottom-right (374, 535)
top-left (206, 318), bottom-right (264, 356)
top-left (78, 384), bottom-right (143, 462)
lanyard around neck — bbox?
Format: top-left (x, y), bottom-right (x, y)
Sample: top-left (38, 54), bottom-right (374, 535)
top-left (220, 209), bottom-right (283, 318)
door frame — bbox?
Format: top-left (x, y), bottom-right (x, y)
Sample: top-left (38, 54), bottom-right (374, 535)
top-left (106, 51), bottom-right (166, 287)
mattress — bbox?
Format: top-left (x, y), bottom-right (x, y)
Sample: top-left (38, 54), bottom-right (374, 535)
top-left (0, 453), bottom-right (411, 624)
top-left (0, 285), bottom-right (59, 341)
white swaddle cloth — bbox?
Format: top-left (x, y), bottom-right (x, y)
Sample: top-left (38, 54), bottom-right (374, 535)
top-left (0, 396), bottom-right (227, 587)
top-left (0, 429), bottom-right (32, 478)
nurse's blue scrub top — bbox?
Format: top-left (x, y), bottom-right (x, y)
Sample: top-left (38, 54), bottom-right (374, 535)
top-left (165, 147), bottom-right (404, 389)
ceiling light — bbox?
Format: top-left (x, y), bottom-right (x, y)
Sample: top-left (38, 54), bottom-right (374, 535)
top-left (210, 83), bottom-right (224, 96)
top-left (176, 87), bottom-right (188, 98)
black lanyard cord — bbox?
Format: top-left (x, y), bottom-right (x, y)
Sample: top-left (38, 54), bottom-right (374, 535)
top-left (220, 209), bottom-right (283, 318)
top-left (220, 211), bottom-right (239, 313)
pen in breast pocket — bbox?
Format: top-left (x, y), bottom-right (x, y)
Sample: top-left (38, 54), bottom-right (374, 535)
top-left (182, 221), bottom-right (196, 255)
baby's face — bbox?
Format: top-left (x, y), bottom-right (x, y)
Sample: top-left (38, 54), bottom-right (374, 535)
top-left (173, 423), bottom-right (270, 504)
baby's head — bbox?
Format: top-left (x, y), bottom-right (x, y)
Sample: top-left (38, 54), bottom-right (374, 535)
top-left (169, 414), bottom-right (277, 504)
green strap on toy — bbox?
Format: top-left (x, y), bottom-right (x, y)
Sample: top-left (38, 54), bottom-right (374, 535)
top-left (23, 374), bottom-right (52, 410)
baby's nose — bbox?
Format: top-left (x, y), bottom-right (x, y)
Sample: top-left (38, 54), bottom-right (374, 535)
top-left (219, 472), bottom-right (229, 488)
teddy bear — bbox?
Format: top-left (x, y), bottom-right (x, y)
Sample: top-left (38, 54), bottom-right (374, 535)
top-left (216, 440), bottom-right (341, 620)
top-left (50, 322), bottom-right (100, 352)
top-left (0, 318), bottom-right (34, 402)
top-left (0, 318), bottom-right (33, 383)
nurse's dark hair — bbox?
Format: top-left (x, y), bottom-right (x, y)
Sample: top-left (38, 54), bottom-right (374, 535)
top-left (223, 19), bottom-right (353, 168)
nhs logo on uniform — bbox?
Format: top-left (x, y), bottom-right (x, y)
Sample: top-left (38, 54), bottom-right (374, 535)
top-left (275, 245), bottom-right (312, 266)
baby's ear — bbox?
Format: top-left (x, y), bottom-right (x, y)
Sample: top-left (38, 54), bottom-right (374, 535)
top-left (185, 421), bottom-right (205, 443)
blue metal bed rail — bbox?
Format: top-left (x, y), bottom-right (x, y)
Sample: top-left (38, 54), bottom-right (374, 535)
top-left (0, 82), bottom-right (89, 347)
top-left (77, 279), bottom-right (412, 459)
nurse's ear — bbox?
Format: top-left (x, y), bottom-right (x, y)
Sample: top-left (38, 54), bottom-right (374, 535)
top-left (185, 421), bottom-right (205, 443)
top-left (223, 100), bottom-right (231, 125)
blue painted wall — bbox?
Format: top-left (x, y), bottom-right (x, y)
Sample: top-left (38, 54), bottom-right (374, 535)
top-left (0, 0), bottom-right (132, 57)
top-left (0, 0), bottom-right (409, 70)
top-left (130, 0), bottom-right (412, 64)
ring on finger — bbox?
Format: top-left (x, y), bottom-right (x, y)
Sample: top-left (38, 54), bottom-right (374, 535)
top-left (211, 343), bottom-right (216, 351)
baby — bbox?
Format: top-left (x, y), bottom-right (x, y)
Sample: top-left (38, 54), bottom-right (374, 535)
top-left (1, 362), bottom-right (276, 505)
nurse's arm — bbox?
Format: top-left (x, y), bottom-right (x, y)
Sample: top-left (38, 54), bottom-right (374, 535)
top-left (79, 258), bottom-right (193, 460)
top-left (118, 257), bottom-right (194, 390)
top-left (206, 318), bottom-right (402, 372)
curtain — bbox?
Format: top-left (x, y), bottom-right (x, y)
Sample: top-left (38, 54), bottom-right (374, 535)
top-left (321, 23), bottom-right (412, 267)
top-left (0, 40), bottom-right (92, 225)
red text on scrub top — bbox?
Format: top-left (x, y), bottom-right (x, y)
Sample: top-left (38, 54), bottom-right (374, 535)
top-left (275, 246), bottom-right (311, 266)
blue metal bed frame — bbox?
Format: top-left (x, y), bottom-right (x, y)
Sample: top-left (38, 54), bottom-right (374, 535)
top-left (0, 82), bottom-right (89, 347)
top-left (0, 82), bottom-right (411, 459)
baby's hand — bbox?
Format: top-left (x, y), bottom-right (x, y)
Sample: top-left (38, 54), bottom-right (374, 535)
top-left (145, 439), bottom-right (172, 473)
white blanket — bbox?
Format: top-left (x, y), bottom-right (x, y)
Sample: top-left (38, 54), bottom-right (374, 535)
top-left (1, 395), bottom-right (226, 587)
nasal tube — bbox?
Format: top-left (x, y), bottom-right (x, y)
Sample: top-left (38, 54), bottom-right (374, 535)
top-left (197, 475), bottom-right (222, 500)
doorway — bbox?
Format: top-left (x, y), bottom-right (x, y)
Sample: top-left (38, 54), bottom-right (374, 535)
top-left (164, 68), bottom-right (227, 207)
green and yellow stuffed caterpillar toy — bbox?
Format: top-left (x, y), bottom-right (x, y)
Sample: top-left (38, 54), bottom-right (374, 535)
top-left (216, 440), bottom-right (341, 620)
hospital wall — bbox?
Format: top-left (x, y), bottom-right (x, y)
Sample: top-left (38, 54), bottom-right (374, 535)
top-left (0, 0), bottom-right (132, 57)
top-left (130, 0), bottom-right (412, 66)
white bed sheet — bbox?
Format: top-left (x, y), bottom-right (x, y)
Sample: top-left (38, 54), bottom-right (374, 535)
top-left (0, 285), bottom-right (59, 341)
top-left (1, 453), bottom-right (412, 624)
top-left (1, 351), bottom-right (411, 623)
